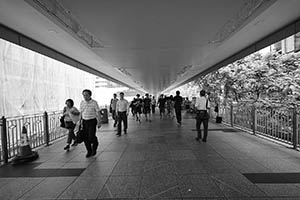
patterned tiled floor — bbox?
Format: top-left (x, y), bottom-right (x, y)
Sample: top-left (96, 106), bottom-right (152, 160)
top-left (1, 112), bottom-right (300, 199)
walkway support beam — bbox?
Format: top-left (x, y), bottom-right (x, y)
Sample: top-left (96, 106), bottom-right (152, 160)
top-left (292, 106), bottom-right (298, 150)
top-left (1, 116), bottom-right (8, 164)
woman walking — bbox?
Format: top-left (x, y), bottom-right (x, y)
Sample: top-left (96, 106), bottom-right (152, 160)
top-left (63, 99), bottom-right (79, 151)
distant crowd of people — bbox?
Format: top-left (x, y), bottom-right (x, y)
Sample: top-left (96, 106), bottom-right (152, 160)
top-left (61, 89), bottom-right (212, 158)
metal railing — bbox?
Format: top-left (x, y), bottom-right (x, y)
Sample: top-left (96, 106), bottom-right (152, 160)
top-left (0, 111), bottom-right (68, 164)
top-left (213, 102), bottom-right (300, 149)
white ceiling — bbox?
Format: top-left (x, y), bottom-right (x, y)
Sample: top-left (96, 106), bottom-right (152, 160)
top-left (1, 0), bottom-right (300, 94)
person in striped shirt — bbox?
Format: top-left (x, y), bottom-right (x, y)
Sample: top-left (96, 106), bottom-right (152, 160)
top-left (80, 89), bottom-right (101, 157)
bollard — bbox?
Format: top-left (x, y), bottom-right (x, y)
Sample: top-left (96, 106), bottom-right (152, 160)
top-left (11, 125), bottom-right (39, 165)
top-left (1, 116), bottom-right (8, 164)
top-left (43, 111), bottom-right (50, 146)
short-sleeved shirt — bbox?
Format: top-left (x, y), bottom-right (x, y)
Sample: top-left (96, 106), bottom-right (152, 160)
top-left (195, 96), bottom-right (210, 111)
top-left (80, 99), bottom-right (100, 120)
top-left (151, 98), bottom-right (156, 105)
top-left (110, 98), bottom-right (118, 110)
top-left (158, 98), bottom-right (166, 108)
top-left (143, 98), bottom-right (151, 107)
top-left (116, 99), bottom-right (129, 112)
top-left (133, 98), bottom-right (142, 108)
top-left (173, 95), bottom-right (183, 109)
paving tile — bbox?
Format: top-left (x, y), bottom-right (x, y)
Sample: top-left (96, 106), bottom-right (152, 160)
top-left (174, 160), bottom-right (207, 174)
top-left (202, 159), bottom-right (237, 174)
top-left (97, 176), bottom-right (142, 199)
top-left (226, 158), bottom-right (271, 173)
top-left (147, 143), bottom-right (169, 151)
top-left (145, 151), bottom-right (172, 160)
top-left (33, 161), bottom-right (65, 169)
top-left (170, 150), bottom-right (197, 160)
top-left (96, 151), bottom-right (123, 161)
top-left (140, 174), bottom-right (181, 199)
top-left (62, 161), bottom-right (92, 169)
top-left (211, 173), bottom-right (268, 198)
top-left (80, 161), bottom-right (117, 176)
top-left (0, 178), bottom-right (44, 200)
top-left (57, 176), bottom-right (107, 199)
top-left (111, 160), bottom-right (145, 176)
top-left (69, 152), bottom-right (98, 162)
top-left (125, 144), bottom-right (150, 152)
top-left (104, 144), bottom-right (128, 152)
top-left (143, 160), bottom-right (176, 176)
top-left (18, 177), bottom-right (75, 200)
top-left (256, 184), bottom-right (300, 197)
top-left (177, 174), bottom-right (225, 198)
top-left (120, 152), bottom-right (146, 161)
top-left (148, 136), bottom-right (167, 144)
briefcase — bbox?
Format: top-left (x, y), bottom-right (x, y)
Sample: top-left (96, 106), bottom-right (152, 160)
top-left (216, 116), bottom-right (222, 123)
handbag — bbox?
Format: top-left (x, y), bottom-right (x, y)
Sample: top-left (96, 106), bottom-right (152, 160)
top-left (65, 121), bottom-right (75, 129)
top-left (75, 125), bottom-right (84, 144)
top-left (216, 116), bottom-right (222, 123)
top-left (60, 115), bottom-right (65, 128)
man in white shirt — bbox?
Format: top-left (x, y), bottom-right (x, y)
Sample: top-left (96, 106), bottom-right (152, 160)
top-left (116, 92), bottom-right (129, 136)
top-left (80, 89), bottom-right (101, 157)
top-left (194, 90), bottom-right (210, 142)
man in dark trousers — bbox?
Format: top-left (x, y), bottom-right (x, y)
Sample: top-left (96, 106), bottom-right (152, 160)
top-left (173, 91), bottom-right (183, 125)
top-left (80, 89), bottom-right (101, 157)
top-left (195, 90), bottom-right (210, 142)
top-left (110, 93), bottom-right (118, 127)
top-left (116, 92), bottom-right (129, 136)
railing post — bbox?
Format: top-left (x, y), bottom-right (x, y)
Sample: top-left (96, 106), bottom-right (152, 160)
top-left (1, 116), bottom-right (9, 164)
top-left (292, 106), bottom-right (298, 150)
top-left (252, 106), bottom-right (257, 135)
top-left (230, 104), bottom-right (234, 127)
top-left (43, 111), bottom-right (50, 146)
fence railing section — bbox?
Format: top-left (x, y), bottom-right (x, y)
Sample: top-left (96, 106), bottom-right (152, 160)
top-left (217, 103), bottom-right (300, 149)
top-left (0, 111), bottom-right (67, 164)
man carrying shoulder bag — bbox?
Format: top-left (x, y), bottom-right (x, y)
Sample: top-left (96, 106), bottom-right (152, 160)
top-left (195, 90), bottom-right (210, 142)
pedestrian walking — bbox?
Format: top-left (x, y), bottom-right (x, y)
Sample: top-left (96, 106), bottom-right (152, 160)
top-left (173, 91), bottom-right (183, 125)
top-left (195, 90), bottom-right (210, 142)
top-left (151, 96), bottom-right (156, 114)
top-left (80, 89), bottom-right (101, 157)
top-left (110, 93), bottom-right (118, 127)
top-left (116, 92), bottom-right (129, 136)
top-left (62, 99), bottom-right (79, 151)
top-left (143, 93), bottom-right (152, 121)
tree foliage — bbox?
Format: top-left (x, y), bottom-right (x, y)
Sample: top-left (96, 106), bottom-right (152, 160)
top-left (193, 51), bottom-right (300, 109)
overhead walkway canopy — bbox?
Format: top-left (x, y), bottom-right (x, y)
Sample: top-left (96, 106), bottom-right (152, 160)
top-left (1, 0), bottom-right (300, 94)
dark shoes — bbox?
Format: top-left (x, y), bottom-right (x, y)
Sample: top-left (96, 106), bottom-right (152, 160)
top-left (195, 137), bottom-right (207, 142)
top-left (64, 145), bottom-right (70, 150)
top-left (91, 144), bottom-right (98, 156)
top-left (116, 130), bottom-right (126, 136)
top-left (86, 152), bottom-right (92, 158)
